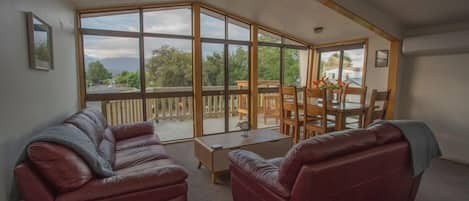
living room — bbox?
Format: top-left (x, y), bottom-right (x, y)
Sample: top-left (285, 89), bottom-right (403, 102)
top-left (1, 0), bottom-right (469, 201)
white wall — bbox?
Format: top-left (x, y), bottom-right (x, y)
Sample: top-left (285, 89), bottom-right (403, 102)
top-left (365, 35), bottom-right (390, 98)
top-left (0, 0), bottom-right (77, 200)
top-left (398, 53), bottom-right (469, 164)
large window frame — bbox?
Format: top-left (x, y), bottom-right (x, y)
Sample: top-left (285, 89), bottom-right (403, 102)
top-left (76, 2), bottom-right (312, 140)
top-left (316, 43), bottom-right (367, 86)
top-left (256, 29), bottom-right (309, 128)
top-left (200, 7), bottom-right (252, 135)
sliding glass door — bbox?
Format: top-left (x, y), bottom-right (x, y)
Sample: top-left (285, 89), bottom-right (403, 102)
top-left (200, 8), bottom-right (251, 135)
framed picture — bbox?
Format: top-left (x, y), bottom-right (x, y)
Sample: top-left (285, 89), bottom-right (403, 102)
top-left (375, 50), bottom-right (388, 68)
top-left (26, 12), bottom-right (53, 71)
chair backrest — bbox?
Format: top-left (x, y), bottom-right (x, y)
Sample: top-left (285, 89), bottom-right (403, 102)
top-left (365, 89), bottom-right (390, 126)
top-left (303, 88), bottom-right (327, 128)
top-left (341, 86), bottom-right (367, 104)
top-left (280, 86), bottom-right (299, 121)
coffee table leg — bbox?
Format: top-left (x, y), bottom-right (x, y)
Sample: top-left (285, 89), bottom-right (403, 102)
top-left (211, 173), bottom-right (217, 184)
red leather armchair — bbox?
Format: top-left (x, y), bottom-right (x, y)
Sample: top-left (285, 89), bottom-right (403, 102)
top-left (229, 124), bottom-right (422, 201)
top-left (14, 108), bottom-right (188, 201)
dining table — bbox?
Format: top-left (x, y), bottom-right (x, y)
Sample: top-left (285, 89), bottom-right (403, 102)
top-left (294, 100), bottom-right (370, 131)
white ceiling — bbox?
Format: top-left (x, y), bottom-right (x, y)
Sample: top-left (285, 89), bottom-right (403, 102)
top-left (66, 0), bottom-right (378, 44)
top-left (365, 0), bottom-right (469, 28)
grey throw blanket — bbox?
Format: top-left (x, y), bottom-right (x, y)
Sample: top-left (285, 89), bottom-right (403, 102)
top-left (371, 120), bottom-right (442, 176)
top-left (16, 124), bottom-right (115, 176)
top-left (11, 124), bottom-right (115, 201)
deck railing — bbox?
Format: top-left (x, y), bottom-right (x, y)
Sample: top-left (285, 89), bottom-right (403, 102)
top-left (100, 93), bottom-right (282, 126)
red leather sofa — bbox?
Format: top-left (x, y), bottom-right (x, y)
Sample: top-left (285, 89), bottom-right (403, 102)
top-left (14, 108), bottom-right (188, 201)
top-left (229, 123), bottom-right (422, 201)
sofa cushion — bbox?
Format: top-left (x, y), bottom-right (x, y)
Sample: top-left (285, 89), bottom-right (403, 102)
top-left (116, 134), bottom-right (161, 151)
top-left (28, 142), bottom-right (93, 193)
top-left (65, 114), bottom-right (102, 146)
top-left (114, 145), bottom-right (169, 170)
top-left (112, 121), bottom-right (154, 141)
top-left (279, 129), bottom-right (377, 190)
top-left (56, 164), bottom-right (188, 201)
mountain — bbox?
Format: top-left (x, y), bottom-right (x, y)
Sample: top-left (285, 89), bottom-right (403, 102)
top-left (84, 55), bottom-right (140, 76)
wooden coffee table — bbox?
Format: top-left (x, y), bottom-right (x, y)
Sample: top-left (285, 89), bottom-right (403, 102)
top-left (194, 129), bottom-right (292, 184)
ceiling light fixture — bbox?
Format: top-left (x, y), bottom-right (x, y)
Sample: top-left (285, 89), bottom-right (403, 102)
top-left (314, 26), bottom-right (324, 34)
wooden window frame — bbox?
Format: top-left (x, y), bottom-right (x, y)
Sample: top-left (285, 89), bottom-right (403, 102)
top-left (314, 39), bottom-right (368, 87)
top-left (76, 1), bottom-right (316, 140)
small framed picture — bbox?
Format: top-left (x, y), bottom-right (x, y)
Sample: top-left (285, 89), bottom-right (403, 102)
top-left (26, 12), bottom-right (53, 71)
top-left (375, 50), bottom-right (389, 68)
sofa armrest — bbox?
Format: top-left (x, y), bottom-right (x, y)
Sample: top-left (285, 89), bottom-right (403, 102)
top-left (229, 150), bottom-right (290, 198)
top-left (57, 165), bottom-right (187, 201)
top-left (111, 121), bottom-right (154, 141)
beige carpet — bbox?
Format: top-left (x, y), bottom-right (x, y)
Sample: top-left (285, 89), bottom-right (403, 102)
top-left (164, 141), bottom-right (469, 201)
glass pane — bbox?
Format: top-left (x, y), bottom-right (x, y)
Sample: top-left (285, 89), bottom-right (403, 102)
top-left (83, 35), bottom-right (140, 94)
top-left (143, 7), bottom-right (192, 35)
top-left (228, 45), bottom-right (249, 90)
top-left (318, 51), bottom-right (340, 80)
top-left (90, 99), bottom-right (144, 126)
top-left (258, 29), bottom-right (281, 43)
top-left (342, 48), bottom-right (365, 87)
top-left (201, 9), bottom-right (225, 39)
top-left (81, 10), bottom-right (140, 32)
top-left (258, 46), bottom-right (280, 88)
top-left (283, 48), bottom-right (309, 87)
top-left (283, 38), bottom-right (303, 46)
top-left (228, 18), bottom-right (250, 41)
top-left (229, 94), bottom-right (249, 131)
top-left (257, 92), bottom-right (280, 128)
top-left (203, 95), bottom-right (226, 134)
top-left (202, 43), bottom-right (225, 91)
top-left (144, 37), bottom-right (192, 93)
top-left (146, 97), bottom-right (193, 141)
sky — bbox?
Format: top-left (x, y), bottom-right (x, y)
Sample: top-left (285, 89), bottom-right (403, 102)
top-left (82, 7), bottom-right (250, 63)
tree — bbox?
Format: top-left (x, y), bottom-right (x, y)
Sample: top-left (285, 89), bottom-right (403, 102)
top-left (115, 71), bottom-right (140, 89)
top-left (283, 49), bottom-right (300, 86)
top-left (202, 52), bottom-right (224, 87)
top-left (87, 61), bottom-right (112, 85)
top-left (146, 45), bottom-right (192, 88)
top-left (228, 47), bottom-right (249, 85)
top-left (35, 42), bottom-right (50, 61)
top-left (258, 46), bottom-right (280, 81)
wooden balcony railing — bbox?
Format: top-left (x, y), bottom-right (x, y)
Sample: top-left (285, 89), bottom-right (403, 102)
top-left (100, 93), bottom-right (284, 126)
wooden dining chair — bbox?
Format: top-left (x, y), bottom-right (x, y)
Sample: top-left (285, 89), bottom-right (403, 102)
top-left (365, 89), bottom-right (390, 126)
top-left (303, 88), bottom-right (335, 139)
top-left (280, 86), bottom-right (303, 143)
top-left (341, 86), bottom-right (367, 128)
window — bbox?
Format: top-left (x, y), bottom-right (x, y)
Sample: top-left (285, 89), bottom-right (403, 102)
top-left (81, 10), bottom-right (140, 32)
top-left (83, 35), bottom-right (140, 94)
top-left (78, 4), bottom-right (311, 140)
top-left (144, 37), bottom-right (193, 93)
top-left (318, 44), bottom-right (365, 87)
top-left (200, 8), bottom-right (251, 135)
top-left (201, 9), bottom-right (225, 39)
top-left (258, 29), bottom-right (281, 43)
top-left (256, 29), bottom-right (308, 128)
top-left (143, 7), bottom-right (192, 35)
top-left (228, 18), bottom-right (250, 41)
top-left (283, 48), bottom-right (309, 87)
top-left (80, 7), bottom-right (194, 142)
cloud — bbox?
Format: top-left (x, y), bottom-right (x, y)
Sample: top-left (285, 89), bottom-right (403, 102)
top-left (84, 35), bottom-right (139, 59)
